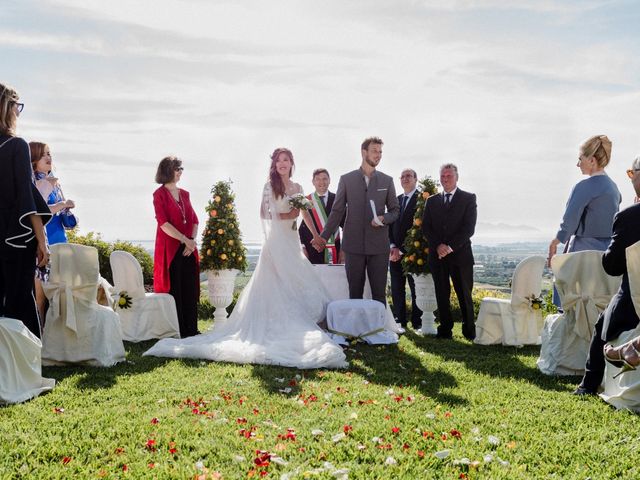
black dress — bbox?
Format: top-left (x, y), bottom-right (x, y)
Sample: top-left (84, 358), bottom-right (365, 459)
top-left (0, 134), bottom-right (51, 337)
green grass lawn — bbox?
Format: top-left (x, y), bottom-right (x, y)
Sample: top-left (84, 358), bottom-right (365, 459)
top-left (1, 321), bottom-right (637, 479)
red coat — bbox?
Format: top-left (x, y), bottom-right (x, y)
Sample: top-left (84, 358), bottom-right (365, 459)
top-left (153, 186), bottom-right (199, 293)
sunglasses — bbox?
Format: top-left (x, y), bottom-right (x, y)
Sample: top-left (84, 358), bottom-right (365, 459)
top-left (13, 102), bottom-right (24, 113)
top-left (626, 168), bottom-right (640, 178)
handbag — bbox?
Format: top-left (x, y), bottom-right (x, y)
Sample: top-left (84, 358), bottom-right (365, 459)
top-left (60, 209), bottom-right (78, 229)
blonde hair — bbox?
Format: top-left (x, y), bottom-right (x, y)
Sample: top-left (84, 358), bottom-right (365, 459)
top-left (0, 82), bottom-right (20, 136)
top-left (581, 135), bottom-right (612, 168)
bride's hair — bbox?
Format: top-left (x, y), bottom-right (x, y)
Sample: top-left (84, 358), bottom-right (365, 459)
top-left (269, 147), bottom-right (295, 199)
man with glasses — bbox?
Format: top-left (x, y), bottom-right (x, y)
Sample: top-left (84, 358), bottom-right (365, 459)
top-left (389, 169), bottom-right (422, 330)
top-left (574, 155), bottom-right (640, 396)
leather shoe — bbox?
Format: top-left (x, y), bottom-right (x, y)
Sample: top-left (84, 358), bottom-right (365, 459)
top-left (435, 332), bottom-right (452, 340)
top-left (572, 386), bottom-right (597, 397)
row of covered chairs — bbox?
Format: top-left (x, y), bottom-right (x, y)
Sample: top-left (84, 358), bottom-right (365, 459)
top-left (1, 244), bottom-right (180, 404)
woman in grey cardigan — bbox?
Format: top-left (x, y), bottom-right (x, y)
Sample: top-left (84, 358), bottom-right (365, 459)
top-left (548, 135), bottom-right (621, 261)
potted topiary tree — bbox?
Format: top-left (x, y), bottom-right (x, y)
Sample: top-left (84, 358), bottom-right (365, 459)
top-left (199, 180), bottom-right (247, 325)
top-left (401, 176), bottom-right (439, 335)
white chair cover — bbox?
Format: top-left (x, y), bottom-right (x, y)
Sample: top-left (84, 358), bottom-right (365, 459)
top-left (326, 299), bottom-right (399, 345)
top-left (537, 250), bottom-right (620, 376)
top-left (0, 318), bottom-right (55, 404)
top-left (110, 251), bottom-right (180, 342)
top-left (475, 255), bottom-right (546, 346)
top-left (600, 240), bottom-right (640, 411)
top-left (41, 243), bottom-right (125, 367)
top-left (313, 264), bottom-right (402, 334)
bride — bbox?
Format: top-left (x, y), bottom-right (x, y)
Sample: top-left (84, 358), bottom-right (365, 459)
top-left (144, 148), bottom-right (347, 369)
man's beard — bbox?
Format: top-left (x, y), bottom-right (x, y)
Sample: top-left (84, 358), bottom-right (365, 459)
top-left (365, 157), bottom-right (379, 168)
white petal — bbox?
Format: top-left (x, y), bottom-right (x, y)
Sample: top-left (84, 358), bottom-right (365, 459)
top-left (349, 412), bottom-right (358, 419)
top-left (332, 432), bottom-right (346, 442)
top-left (425, 413), bottom-right (436, 419)
top-left (483, 454), bottom-right (494, 463)
top-left (488, 435), bottom-right (500, 446)
top-left (233, 455), bottom-right (246, 462)
top-left (311, 429), bottom-right (324, 436)
top-left (384, 456), bottom-right (397, 465)
top-left (271, 456), bottom-right (288, 466)
top-left (434, 450), bottom-right (451, 459)
top-left (332, 469), bottom-right (349, 479)
top-left (279, 387), bottom-right (292, 394)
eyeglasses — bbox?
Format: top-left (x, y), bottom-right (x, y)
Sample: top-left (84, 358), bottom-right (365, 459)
top-left (400, 174), bottom-right (415, 179)
top-left (626, 168), bottom-right (640, 178)
top-left (175, 167), bottom-right (184, 172)
top-left (12, 102), bottom-right (24, 113)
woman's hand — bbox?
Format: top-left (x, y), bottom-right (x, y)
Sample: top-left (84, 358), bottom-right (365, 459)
top-left (64, 199), bottom-right (75, 209)
top-left (547, 238), bottom-right (560, 267)
top-left (36, 240), bottom-right (49, 267)
top-left (279, 208), bottom-right (300, 220)
top-left (46, 176), bottom-right (59, 187)
top-left (182, 237), bottom-right (197, 256)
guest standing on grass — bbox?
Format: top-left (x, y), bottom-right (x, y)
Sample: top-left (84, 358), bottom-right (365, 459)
top-left (573, 155), bottom-right (640, 396)
top-left (422, 163), bottom-right (477, 340)
top-left (389, 168), bottom-right (422, 330)
top-left (0, 82), bottom-right (51, 338)
top-left (30, 141), bottom-right (76, 324)
top-left (548, 135), bottom-right (620, 305)
top-left (153, 156), bottom-right (199, 338)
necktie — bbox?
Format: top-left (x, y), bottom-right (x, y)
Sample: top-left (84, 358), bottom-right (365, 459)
top-left (321, 195), bottom-right (327, 207)
top-left (445, 193), bottom-right (452, 205)
top-left (401, 195), bottom-right (408, 213)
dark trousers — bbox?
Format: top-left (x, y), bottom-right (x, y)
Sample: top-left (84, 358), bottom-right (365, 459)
top-left (344, 251), bottom-right (388, 305)
top-left (169, 245), bottom-right (199, 338)
top-left (580, 309), bottom-right (640, 392)
top-left (389, 258), bottom-right (421, 328)
top-left (0, 242), bottom-right (41, 338)
top-left (430, 256), bottom-right (475, 339)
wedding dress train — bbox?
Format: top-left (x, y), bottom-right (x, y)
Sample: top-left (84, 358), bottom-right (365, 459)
top-left (144, 183), bottom-right (347, 369)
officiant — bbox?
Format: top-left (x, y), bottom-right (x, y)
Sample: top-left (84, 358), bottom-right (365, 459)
top-left (299, 168), bottom-right (343, 264)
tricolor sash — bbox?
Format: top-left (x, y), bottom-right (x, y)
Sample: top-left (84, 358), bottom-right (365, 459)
top-left (309, 192), bottom-right (340, 264)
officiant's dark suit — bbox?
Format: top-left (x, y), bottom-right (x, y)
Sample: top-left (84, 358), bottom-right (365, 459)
top-left (320, 137), bottom-right (399, 305)
top-left (576, 203), bottom-right (640, 394)
top-left (299, 190), bottom-right (341, 264)
top-left (389, 170), bottom-right (422, 328)
top-left (422, 164), bottom-right (477, 340)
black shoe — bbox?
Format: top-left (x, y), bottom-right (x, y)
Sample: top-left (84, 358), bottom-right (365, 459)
top-left (435, 332), bottom-right (453, 340)
top-left (572, 386), bottom-right (597, 397)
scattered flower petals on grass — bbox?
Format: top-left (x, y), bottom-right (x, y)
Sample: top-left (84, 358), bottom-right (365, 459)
top-left (61, 457), bottom-right (71, 465)
top-left (150, 417), bottom-right (159, 424)
top-left (53, 407), bottom-right (65, 414)
top-left (488, 435), bottom-right (500, 446)
top-left (233, 455), bottom-right (246, 463)
top-left (434, 450), bottom-right (451, 459)
top-left (483, 454), bottom-right (494, 463)
top-left (279, 388), bottom-right (292, 394)
top-left (385, 456), bottom-right (397, 465)
top-left (425, 413), bottom-right (436, 419)
top-left (311, 429), bottom-right (324, 437)
top-left (332, 432), bottom-right (346, 443)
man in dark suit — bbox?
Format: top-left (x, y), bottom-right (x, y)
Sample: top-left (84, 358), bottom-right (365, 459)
top-left (314, 137), bottom-right (399, 305)
top-left (421, 163), bottom-right (477, 340)
top-left (574, 157), bottom-right (640, 395)
top-left (299, 168), bottom-right (341, 264)
top-left (389, 168), bottom-right (422, 329)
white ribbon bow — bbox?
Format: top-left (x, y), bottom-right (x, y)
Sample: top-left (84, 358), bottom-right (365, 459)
top-left (42, 281), bottom-right (97, 334)
top-left (561, 292), bottom-right (611, 340)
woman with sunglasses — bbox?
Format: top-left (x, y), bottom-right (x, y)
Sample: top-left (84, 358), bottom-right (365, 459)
top-left (0, 82), bottom-right (51, 337)
top-left (152, 156), bottom-right (199, 338)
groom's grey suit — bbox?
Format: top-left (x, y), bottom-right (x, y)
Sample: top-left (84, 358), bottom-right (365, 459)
top-left (321, 169), bottom-right (400, 304)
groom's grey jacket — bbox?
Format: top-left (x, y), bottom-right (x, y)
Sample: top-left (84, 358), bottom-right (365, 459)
top-left (322, 168), bottom-right (400, 255)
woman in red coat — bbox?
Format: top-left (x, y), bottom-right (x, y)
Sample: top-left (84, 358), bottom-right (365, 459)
top-left (153, 156), bottom-right (199, 337)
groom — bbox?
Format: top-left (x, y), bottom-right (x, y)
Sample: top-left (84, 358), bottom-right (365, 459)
top-left (314, 137), bottom-right (399, 305)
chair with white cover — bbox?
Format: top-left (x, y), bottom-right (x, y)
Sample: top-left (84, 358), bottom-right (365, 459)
top-left (0, 317), bottom-right (55, 404)
top-left (110, 251), bottom-right (180, 342)
top-left (326, 299), bottom-right (399, 345)
top-left (475, 255), bottom-right (546, 346)
top-left (537, 250), bottom-right (620, 376)
top-left (600, 240), bottom-right (640, 411)
top-left (41, 243), bottom-right (125, 367)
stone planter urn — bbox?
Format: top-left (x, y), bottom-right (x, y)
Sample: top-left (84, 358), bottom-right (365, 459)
top-left (206, 269), bottom-right (239, 325)
top-left (411, 273), bottom-right (438, 335)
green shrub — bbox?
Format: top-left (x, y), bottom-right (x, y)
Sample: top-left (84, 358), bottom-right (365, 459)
top-left (67, 231), bottom-right (154, 285)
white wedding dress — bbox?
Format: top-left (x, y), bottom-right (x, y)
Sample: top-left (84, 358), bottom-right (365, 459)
top-left (144, 182), bottom-right (347, 369)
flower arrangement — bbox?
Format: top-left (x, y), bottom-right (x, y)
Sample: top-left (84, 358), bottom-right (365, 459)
top-left (288, 193), bottom-right (312, 211)
top-left (401, 176), bottom-right (439, 276)
top-left (199, 180), bottom-right (248, 272)
top-left (113, 291), bottom-right (132, 310)
top-left (526, 294), bottom-right (543, 310)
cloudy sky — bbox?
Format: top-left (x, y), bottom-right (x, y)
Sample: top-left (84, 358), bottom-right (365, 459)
top-left (4, 0), bottom-right (640, 245)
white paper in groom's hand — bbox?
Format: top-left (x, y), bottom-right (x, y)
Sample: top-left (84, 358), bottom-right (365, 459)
top-left (370, 200), bottom-right (383, 226)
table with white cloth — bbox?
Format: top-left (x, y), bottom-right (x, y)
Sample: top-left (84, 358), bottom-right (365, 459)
top-left (314, 264), bottom-right (401, 344)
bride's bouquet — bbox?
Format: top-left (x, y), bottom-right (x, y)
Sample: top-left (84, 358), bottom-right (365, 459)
top-left (287, 193), bottom-right (312, 230)
top-left (288, 193), bottom-right (312, 211)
